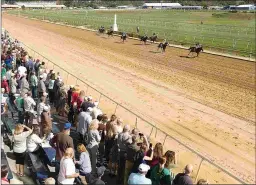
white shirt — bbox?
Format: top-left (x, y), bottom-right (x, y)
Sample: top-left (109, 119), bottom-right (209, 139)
top-left (27, 134), bottom-right (43, 152)
top-left (58, 158), bottom-right (76, 184)
top-left (42, 73), bottom-right (47, 82)
top-left (91, 107), bottom-right (103, 120)
top-left (37, 102), bottom-right (45, 122)
top-left (24, 96), bottom-right (36, 113)
top-left (13, 131), bottom-right (32, 153)
top-left (6, 70), bottom-right (12, 80)
top-left (18, 66), bottom-right (27, 76)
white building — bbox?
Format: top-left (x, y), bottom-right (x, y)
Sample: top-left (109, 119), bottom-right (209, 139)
top-left (142, 3), bottom-right (182, 9)
top-left (236, 4), bottom-right (255, 10)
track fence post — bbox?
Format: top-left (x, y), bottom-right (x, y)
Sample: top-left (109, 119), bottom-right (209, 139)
top-left (163, 135), bottom-right (168, 146)
top-left (135, 117), bottom-right (138, 128)
top-left (98, 94), bottom-right (102, 106)
top-left (114, 104), bottom-right (118, 114)
top-left (149, 126), bottom-right (154, 137)
top-left (195, 158), bottom-right (204, 182)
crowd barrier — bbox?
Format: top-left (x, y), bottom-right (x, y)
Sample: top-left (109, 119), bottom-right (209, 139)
top-left (19, 42), bottom-right (248, 184)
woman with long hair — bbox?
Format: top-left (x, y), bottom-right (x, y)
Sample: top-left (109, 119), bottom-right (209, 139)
top-left (13, 124), bottom-right (33, 177)
top-left (75, 143), bottom-right (93, 184)
top-left (27, 125), bottom-right (44, 154)
top-left (87, 119), bottom-right (101, 174)
top-left (58, 148), bottom-right (79, 184)
top-left (105, 114), bottom-right (116, 163)
top-left (164, 150), bottom-right (176, 170)
top-left (108, 125), bottom-right (119, 176)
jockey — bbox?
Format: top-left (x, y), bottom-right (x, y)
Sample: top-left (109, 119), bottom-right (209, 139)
top-left (195, 42), bottom-right (200, 49)
top-left (110, 26), bottom-right (113, 31)
top-left (122, 32), bottom-right (126, 37)
top-left (153, 33), bottom-right (156, 36)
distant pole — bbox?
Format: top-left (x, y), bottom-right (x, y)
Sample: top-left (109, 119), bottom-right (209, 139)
top-left (113, 14), bottom-right (118, 31)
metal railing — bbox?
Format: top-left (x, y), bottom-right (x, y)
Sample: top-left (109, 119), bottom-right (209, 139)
top-left (20, 41), bottom-right (248, 184)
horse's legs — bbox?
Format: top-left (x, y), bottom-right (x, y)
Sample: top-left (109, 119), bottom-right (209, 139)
top-left (188, 51), bottom-right (191, 56)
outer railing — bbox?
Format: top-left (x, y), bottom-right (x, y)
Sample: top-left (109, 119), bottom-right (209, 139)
top-left (19, 41), bottom-right (249, 184)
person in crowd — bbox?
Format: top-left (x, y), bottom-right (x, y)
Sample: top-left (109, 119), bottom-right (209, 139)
top-left (150, 157), bottom-right (172, 185)
top-left (5, 93), bottom-right (16, 119)
top-left (144, 142), bottom-right (164, 178)
top-left (30, 71), bottom-right (38, 99)
top-left (13, 124), bottom-right (33, 177)
top-left (108, 125), bottom-right (119, 177)
top-left (48, 75), bottom-right (55, 104)
top-left (91, 166), bottom-right (106, 185)
top-left (77, 90), bottom-right (85, 111)
top-left (58, 148), bottom-right (79, 185)
top-left (37, 96), bottom-right (46, 123)
top-left (115, 118), bottom-right (123, 134)
top-left (38, 75), bottom-right (46, 98)
top-left (26, 56), bottom-right (34, 78)
top-left (128, 163), bottom-right (152, 185)
top-left (172, 164), bottom-right (193, 185)
top-left (1, 165), bottom-right (9, 184)
top-left (1, 63), bottom-right (7, 79)
top-left (91, 101), bottom-right (102, 120)
top-left (20, 73), bottom-right (29, 94)
top-left (80, 96), bottom-right (94, 112)
top-left (1, 76), bottom-right (9, 93)
top-left (41, 106), bottom-right (52, 138)
top-left (50, 122), bottom-right (74, 174)
top-left (117, 124), bottom-right (132, 184)
top-left (105, 114), bottom-right (117, 163)
top-left (67, 85), bottom-right (74, 107)
top-left (27, 125), bottom-right (44, 153)
top-left (124, 135), bottom-right (140, 185)
top-left (44, 177), bottom-right (56, 185)
top-left (87, 119), bottom-right (101, 174)
top-left (77, 106), bottom-right (92, 142)
top-left (57, 80), bottom-right (67, 116)
top-left (164, 150), bottom-right (176, 170)
top-left (75, 143), bottom-right (93, 184)
top-left (15, 92), bottom-right (25, 124)
top-left (9, 73), bottom-right (17, 94)
top-left (97, 114), bottom-right (108, 166)
top-left (18, 64), bottom-right (27, 77)
top-left (45, 70), bottom-right (54, 88)
top-left (197, 179), bottom-right (208, 185)
top-left (34, 59), bottom-right (41, 77)
top-left (6, 68), bottom-right (12, 84)
top-left (24, 91), bottom-right (36, 127)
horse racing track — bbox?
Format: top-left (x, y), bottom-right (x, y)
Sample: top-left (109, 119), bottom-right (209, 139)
top-left (3, 14), bottom-right (255, 184)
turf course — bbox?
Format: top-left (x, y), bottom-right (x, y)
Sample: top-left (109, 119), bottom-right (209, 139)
top-left (7, 9), bottom-right (255, 58)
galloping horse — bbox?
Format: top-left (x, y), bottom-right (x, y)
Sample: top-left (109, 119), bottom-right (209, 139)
top-left (98, 27), bottom-right (105, 34)
top-left (157, 42), bottom-right (169, 53)
top-left (107, 30), bottom-right (114, 37)
top-left (140, 35), bottom-right (148, 45)
top-left (149, 34), bottom-right (157, 43)
top-left (121, 33), bottom-right (127, 43)
top-left (188, 45), bottom-right (203, 57)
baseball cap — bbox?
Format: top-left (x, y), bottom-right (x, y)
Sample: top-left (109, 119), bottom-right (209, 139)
top-left (97, 166), bottom-right (106, 177)
top-left (138, 163), bottom-right (150, 172)
top-left (63, 122), bottom-right (71, 130)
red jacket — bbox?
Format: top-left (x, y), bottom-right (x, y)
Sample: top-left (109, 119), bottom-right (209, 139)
top-left (1, 80), bottom-right (9, 93)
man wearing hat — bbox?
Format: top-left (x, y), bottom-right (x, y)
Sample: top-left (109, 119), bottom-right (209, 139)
top-left (50, 122), bottom-right (74, 174)
top-left (90, 166), bottom-right (106, 185)
top-left (80, 96), bottom-right (94, 112)
top-left (128, 163), bottom-right (152, 185)
top-left (38, 74), bottom-right (46, 98)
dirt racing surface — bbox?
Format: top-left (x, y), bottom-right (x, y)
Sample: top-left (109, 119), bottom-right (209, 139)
top-left (3, 14), bottom-right (255, 184)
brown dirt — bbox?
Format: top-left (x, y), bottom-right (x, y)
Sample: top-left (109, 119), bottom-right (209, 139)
top-left (2, 14), bottom-right (255, 184)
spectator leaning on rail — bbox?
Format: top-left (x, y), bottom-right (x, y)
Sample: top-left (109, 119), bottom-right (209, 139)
top-left (128, 163), bottom-right (152, 185)
top-left (50, 122), bottom-right (74, 175)
top-left (117, 124), bottom-right (132, 184)
top-left (172, 164), bottom-right (193, 185)
top-left (38, 75), bottom-right (46, 98)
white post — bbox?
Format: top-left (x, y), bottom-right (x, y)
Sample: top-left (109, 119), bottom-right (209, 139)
top-left (113, 14), bottom-right (118, 31)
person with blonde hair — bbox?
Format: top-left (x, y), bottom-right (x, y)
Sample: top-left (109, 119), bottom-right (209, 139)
top-left (44, 177), bottom-right (56, 185)
top-left (13, 124), bottom-right (33, 177)
top-left (87, 119), bottom-right (101, 174)
top-left (58, 148), bottom-right (79, 184)
top-left (105, 114), bottom-right (117, 163)
top-left (75, 143), bottom-right (93, 184)
top-left (115, 118), bottom-right (123, 134)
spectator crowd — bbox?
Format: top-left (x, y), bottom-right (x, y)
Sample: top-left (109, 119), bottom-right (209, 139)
top-left (1, 29), bottom-right (208, 185)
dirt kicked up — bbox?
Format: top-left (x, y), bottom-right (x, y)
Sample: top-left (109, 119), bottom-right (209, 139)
top-left (2, 14), bottom-right (255, 184)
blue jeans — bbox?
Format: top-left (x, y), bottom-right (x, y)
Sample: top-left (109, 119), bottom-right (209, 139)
top-left (31, 86), bottom-right (37, 99)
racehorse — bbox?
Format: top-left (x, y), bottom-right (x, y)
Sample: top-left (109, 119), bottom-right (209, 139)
top-left (157, 42), bottom-right (169, 53)
top-left (188, 45), bottom-right (203, 57)
top-left (121, 34), bottom-right (127, 43)
top-left (149, 35), bottom-right (157, 43)
top-left (140, 35), bottom-right (148, 45)
top-left (107, 30), bottom-right (114, 37)
top-left (98, 27), bottom-right (105, 34)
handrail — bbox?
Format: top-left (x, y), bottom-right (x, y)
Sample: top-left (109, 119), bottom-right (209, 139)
top-left (21, 42), bottom-right (248, 184)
